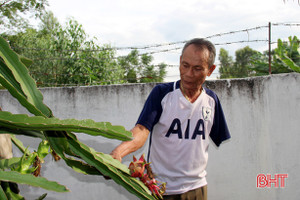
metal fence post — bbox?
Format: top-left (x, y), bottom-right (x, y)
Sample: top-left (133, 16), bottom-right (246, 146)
top-left (269, 22), bottom-right (272, 74)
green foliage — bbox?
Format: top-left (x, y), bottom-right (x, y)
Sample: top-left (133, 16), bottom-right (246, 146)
top-left (218, 48), bottom-right (234, 79)
top-left (0, 135), bottom-right (66, 199)
top-left (0, 35), bottom-right (156, 199)
top-left (234, 46), bottom-right (260, 78)
top-left (2, 12), bottom-right (125, 87)
top-left (2, 12), bottom-right (166, 86)
top-left (250, 36), bottom-right (299, 75)
top-left (0, 33), bottom-right (52, 117)
top-left (274, 36), bottom-right (300, 72)
top-left (118, 50), bottom-right (166, 83)
top-left (0, 111), bottom-right (132, 141)
top-left (0, 171), bottom-right (68, 192)
top-left (218, 36), bottom-right (299, 78)
top-left (0, 0), bottom-right (48, 33)
top-left (219, 46), bottom-right (259, 79)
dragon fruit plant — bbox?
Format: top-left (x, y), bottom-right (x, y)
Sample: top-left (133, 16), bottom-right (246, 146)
top-left (0, 35), bottom-right (158, 200)
top-left (129, 154), bottom-right (166, 199)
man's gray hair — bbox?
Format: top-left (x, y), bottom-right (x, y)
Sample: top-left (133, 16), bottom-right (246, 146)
top-left (182, 38), bottom-right (216, 68)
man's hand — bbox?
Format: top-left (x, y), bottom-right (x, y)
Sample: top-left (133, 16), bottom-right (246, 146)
top-left (110, 150), bottom-right (122, 162)
top-left (109, 124), bottom-right (150, 162)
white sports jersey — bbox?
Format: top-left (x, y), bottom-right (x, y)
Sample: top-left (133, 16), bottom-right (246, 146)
top-left (136, 80), bottom-right (230, 195)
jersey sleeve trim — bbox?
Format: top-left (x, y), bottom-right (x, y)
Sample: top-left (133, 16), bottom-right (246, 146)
top-left (205, 88), bottom-right (231, 147)
top-left (136, 82), bottom-right (177, 132)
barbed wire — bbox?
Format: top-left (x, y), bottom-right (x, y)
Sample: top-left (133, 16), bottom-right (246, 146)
top-left (31, 69), bottom-right (272, 87)
top-left (142, 39), bottom-right (270, 55)
top-left (29, 39), bottom-right (273, 61)
top-left (10, 22), bottom-right (300, 53)
top-left (272, 22), bottom-right (300, 27)
top-left (34, 56), bottom-right (299, 79)
top-left (5, 22), bottom-right (299, 87)
top-left (30, 75), bottom-right (221, 87)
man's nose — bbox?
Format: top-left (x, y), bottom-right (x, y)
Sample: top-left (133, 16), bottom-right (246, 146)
top-left (185, 67), bottom-right (194, 77)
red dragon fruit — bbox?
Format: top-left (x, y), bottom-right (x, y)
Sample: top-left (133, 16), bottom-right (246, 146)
top-left (128, 154), bottom-right (166, 199)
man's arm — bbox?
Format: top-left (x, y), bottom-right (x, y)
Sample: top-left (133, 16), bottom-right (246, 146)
top-left (110, 124), bottom-right (150, 162)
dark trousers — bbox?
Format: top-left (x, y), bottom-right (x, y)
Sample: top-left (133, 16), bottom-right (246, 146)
top-left (163, 185), bottom-right (207, 200)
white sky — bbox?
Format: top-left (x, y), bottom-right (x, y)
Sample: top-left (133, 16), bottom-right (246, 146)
top-left (46, 0), bottom-right (300, 81)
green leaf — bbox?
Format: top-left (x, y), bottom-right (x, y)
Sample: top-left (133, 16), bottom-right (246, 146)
top-left (64, 158), bottom-right (100, 175)
top-left (45, 130), bottom-right (154, 199)
top-left (0, 62), bottom-right (47, 118)
top-left (279, 53), bottom-right (300, 72)
top-left (0, 58), bottom-right (25, 97)
top-left (0, 157), bottom-right (21, 170)
top-left (0, 36), bottom-right (52, 117)
top-left (36, 140), bottom-right (50, 161)
top-left (0, 58), bottom-right (46, 118)
top-left (35, 193), bottom-right (47, 200)
top-left (16, 151), bottom-right (37, 174)
top-left (10, 135), bottom-right (28, 155)
top-left (0, 181), bottom-right (23, 200)
top-left (0, 111), bottom-right (133, 141)
top-left (0, 185), bottom-right (8, 200)
top-left (1, 129), bottom-right (45, 140)
top-left (19, 56), bottom-right (33, 67)
top-left (96, 152), bottom-right (130, 174)
top-left (288, 36), bottom-right (298, 56)
top-left (0, 171), bottom-right (69, 193)
top-left (0, 34), bottom-right (156, 199)
top-left (66, 137), bottom-right (155, 200)
top-left (1, 181), bottom-right (24, 200)
top-left (45, 131), bottom-right (73, 159)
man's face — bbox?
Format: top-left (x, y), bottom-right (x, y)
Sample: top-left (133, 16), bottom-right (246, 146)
top-left (180, 44), bottom-right (215, 91)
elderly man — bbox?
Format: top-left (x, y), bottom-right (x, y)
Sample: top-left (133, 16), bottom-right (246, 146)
top-left (111, 38), bottom-right (231, 200)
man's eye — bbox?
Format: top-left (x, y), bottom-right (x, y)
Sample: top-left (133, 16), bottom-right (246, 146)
top-left (195, 67), bottom-right (203, 71)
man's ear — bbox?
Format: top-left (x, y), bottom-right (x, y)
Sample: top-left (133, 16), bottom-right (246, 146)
top-left (208, 65), bottom-right (216, 76)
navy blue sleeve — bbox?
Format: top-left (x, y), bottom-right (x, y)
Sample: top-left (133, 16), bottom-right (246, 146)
top-left (136, 85), bottom-right (163, 132)
top-left (136, 82), bottom-right (174, 131)
top-left (206, 90), bottom-right (231, 147)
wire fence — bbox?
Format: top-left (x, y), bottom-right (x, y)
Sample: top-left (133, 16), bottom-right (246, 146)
top-left (10, 22), bottom-right (300, 86)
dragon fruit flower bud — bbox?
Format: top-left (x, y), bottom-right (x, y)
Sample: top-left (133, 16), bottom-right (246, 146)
top-left (128, 155), bottom-right (146, 178)
top-left (138, 154), bottom-right (146, 163)
top-left (129, 154), bottom-right (165, 199)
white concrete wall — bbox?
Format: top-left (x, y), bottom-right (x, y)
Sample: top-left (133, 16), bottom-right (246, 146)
top-left (0, 73), bottom-right (299, 200)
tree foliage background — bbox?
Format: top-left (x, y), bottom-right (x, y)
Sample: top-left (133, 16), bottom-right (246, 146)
top-left (0, 0), bottom-right (48, 33)
top-left (0, 1), bottom-right (166, 87)
top-left (0, 1), bottom-right (299, 84)
top-left (218, 36), bottom-right (300, 79)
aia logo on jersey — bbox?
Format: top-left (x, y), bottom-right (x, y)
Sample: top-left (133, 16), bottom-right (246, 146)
top-left (202, 107), bottom-right (212, 121)
top-left (165, 118), bottom-right (205, 140)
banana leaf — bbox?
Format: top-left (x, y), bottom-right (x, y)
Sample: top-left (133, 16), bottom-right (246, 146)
top-left (277, 54), bottom-right (300, 72)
